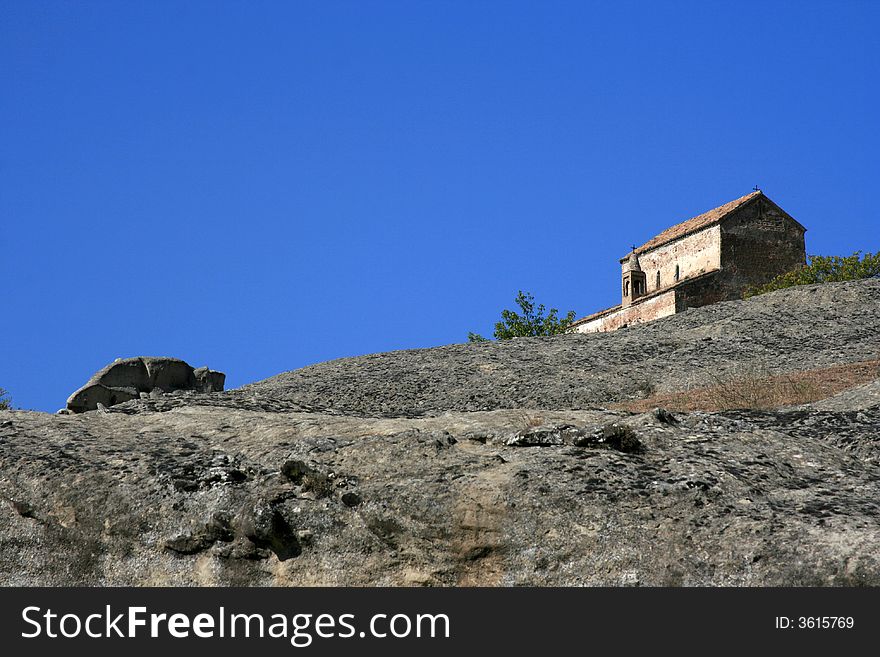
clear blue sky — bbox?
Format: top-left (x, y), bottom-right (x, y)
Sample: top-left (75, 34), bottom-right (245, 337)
top-left (2, 1), bottom-right (877, 412)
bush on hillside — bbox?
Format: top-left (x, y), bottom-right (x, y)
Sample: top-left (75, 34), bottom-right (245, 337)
top-left (469, 291), bottom-right (577, 341)
top-left (744, 251), bottom-right (880, 298)
top-left (0, 388), bottom-right (11, 411)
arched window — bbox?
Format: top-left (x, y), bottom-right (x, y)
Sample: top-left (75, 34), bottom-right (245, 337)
top-left (624, 280), bottom-right (630, 296)
top-left (675, 265), bottom-right (680, 282)
top-left (656, 271), bottom-right (661, 288)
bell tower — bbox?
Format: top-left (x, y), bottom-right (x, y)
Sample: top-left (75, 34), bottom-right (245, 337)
top-left (622, 249), bottom-right (647, 307)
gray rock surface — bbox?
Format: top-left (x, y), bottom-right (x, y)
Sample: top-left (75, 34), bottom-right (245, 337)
top-left (801, 379), bottom-right (880, 412)
top-left (0, 279), bottom-right (878, 586)
top-left (66, 357), bottom-right (225, 413)
top-left (237, 279), bottom-right (880, 417)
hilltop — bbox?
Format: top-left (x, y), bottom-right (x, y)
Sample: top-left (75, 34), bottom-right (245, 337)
top-left (0, 279), bottom-right (878, 585)
top-left (240, 278), bottom-right (878, 415)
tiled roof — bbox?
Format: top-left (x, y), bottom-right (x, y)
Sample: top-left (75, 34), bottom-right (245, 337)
top-left (628, 191), bottom-right (762, 257)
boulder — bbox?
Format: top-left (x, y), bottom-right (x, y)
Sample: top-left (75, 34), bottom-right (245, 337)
top-left (95, 359), bottom-right (149, 390)
top-left (67, 383), bottom-right (139, 413)
top-left (193, 366), bottom-right (226, 393)
top-left (147, 359), bottom-right (194, 391)
top-left (66, 357), bottom-right (225, 413)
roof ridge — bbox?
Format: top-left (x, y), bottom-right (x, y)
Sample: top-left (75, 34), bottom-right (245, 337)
top-left (627, 190), bottom-right (762, 257)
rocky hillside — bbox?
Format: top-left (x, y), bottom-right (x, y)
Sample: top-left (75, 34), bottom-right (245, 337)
top-left (241, 278), bottom-right (880, 416)
top-left (1, 279), bottom-right (879, 586)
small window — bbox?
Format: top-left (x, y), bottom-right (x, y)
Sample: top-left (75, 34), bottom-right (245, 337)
top-left (656, 271), bottom-right (661, 288)
top-left (675, 265), bottom-right (680, 282)
top-left (624, 280), bottom-right (630, 296)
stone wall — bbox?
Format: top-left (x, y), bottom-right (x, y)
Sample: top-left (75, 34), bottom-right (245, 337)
top-left (720, 198), bottom-right (806, 292)
top-left (581, 193), bottom-right (807, 334)
top-left (673, 271), bottom-right (731, 310)
top-left (623, 225), bottom-right (722, 297)
top-left (574, 289), bottom-right (678, 333)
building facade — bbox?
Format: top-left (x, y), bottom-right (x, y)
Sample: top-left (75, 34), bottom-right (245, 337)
top-left (572, 191), bottom-right (806, 333)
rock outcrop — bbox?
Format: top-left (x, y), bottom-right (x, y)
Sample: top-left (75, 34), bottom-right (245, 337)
top-left (0, 279), bottom-right (878, 586)
top-left (65, 357), bottom-right (225, 413)
top-left (238, 279), bottom-right (880, 417)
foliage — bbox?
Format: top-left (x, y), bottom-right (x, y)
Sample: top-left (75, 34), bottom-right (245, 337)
top-left (0, 388), bottom-right (11, 411)
top-left (744, 251), bottom-right (880, 298)
top-left (469, 291), bottom-right (577, 341)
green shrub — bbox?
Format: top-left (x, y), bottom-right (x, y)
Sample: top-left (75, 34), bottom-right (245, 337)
top-left (0, 388), bottom-right (11, 410)
top-left (744, 251), bottom-right (880, 298)
top-left (469, 291), bottom-right (577, 341)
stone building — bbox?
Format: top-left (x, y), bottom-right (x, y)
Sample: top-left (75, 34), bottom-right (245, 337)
top-left (572, 190), bottom-right (806, 333)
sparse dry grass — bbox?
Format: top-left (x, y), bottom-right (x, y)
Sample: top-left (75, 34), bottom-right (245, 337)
top-left (615, 359), bottom-right (880, 413)
top-left (301, 471), bottom-right (334, 498)
top-left (515, 411), bottom-right (545, 429)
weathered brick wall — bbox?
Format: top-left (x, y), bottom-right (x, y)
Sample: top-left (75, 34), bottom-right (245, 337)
top-left (720, 198), bottom-right (806, 293)
top-left (673, 271), bottom-right (729, 309)
top-left (574, 289), bottom-right (678, 333)
top-left (625, 225), bottom-right (722, 297)
top-left (578, 194), bottom-right (807, 333)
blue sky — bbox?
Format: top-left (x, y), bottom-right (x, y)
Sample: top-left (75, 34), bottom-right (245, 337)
top-left (2, 0), bottom-right (878, 412)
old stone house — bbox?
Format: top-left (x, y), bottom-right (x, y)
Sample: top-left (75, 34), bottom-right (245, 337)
top-left (572, 190), bottom-right (806, 333)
